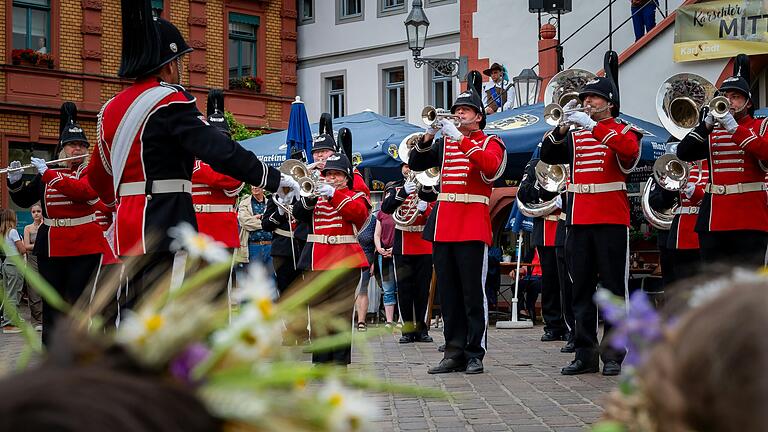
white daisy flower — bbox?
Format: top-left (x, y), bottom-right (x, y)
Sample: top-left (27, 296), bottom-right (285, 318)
top-left (168, 222), bottom-right (230, 263)
top-left (320, 379), bottom-right (380, 432)
top-left (213, 307), bottom-right (283, 361)
top-left (232, 264), bottom-right (279, 320)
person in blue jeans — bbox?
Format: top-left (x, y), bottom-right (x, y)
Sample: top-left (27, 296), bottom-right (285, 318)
top-left (374, 209), bottom-right (397, 327)
top-left (631, 0), bottom-right (657, 41)
top-left (237, 186), bottom-right (273, 274)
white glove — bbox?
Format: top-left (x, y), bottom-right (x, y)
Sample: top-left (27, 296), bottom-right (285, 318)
top-left (569, 111), bottom-right (597, 130)
top-left (317, 183), bottom-right (335, 198)
top-left (425, 124), bottom-right (439, 136)
top-left (683, 182), bottom-right (696, 199)
top-left (440, 118), bottom-right (463, 141)
top-left (561, 99), bottom-right (580, 125)
top-left (704, 112), bottom-right (716, 129)
top-left (403, 181), bottom-right (417, 194)
top-left (717, 111), bottom-right (738, 133)
top-left (416, 200), bottom-right (428, 212)
top-left (278, 174), bottom-right (300, 197)
top-left (555, 194), bottom-right (563, 210)
top-left (7, 161), bottom-right (22, 184)
top-left (31, 157), bottom-right (48, 175)
top-left (276, 196), bottom-right (287, 216)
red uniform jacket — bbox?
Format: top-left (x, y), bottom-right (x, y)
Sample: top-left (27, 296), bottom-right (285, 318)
top-left (541, 118), bottom-right (641, 226)
top-left (669, 161), bottom-right (708, 250)
top-left (380, 183), bottom-right (436, 255)
top-left (293, 187), bottom-right (370, 271)
top-left (8, 166), bottom-right (111, 258)
top-left (87, 78), bottom-right (280, 256)
top-left (678, 114), bottom-right (768, 232)
top-left (191, 160), bottom-right (243, 248)
top-left (408, 130), bottom-right (506, 246)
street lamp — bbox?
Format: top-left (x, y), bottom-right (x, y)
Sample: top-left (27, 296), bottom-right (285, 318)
top-left (513, 68), bottom-right (542, 107)
top-left (404, 0), bottom-right (465, 78)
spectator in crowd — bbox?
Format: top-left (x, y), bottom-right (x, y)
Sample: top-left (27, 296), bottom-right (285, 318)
top-left (1, 209), bottom-right (27, 334)
top-left (355, 214), bottom-right (377, 331)
top-left (22, 204), bottom-right (43, 331)
top-left (236, 186), bottom-right (273, 273)
top-left (631, 0), bottom-right (657, 41)
top-left (36, 37), bottom-right (47, 54)
top-left (374, 207), bottom-right (397, 328)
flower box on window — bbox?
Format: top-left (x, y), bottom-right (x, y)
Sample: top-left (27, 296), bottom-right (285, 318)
top-left (11, 49), bottom-right (54, 68)
top-left (229, 76), bottom-right (264, 93)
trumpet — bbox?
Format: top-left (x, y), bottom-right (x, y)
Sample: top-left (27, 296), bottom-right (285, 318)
top-left (543, 103), bottom-right (591, 127)
top-left (279, 159), bottom-right (335, 198)
top-left (0, 155), bottom-right (87, 175)
top-left (421, 105), bottom-right (461, 129)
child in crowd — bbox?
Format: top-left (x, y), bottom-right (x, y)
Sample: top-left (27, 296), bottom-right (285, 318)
top-left (0, 209), bottom-right (27, 334)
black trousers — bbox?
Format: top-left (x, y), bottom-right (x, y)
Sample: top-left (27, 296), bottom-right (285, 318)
top-left (556, 245), bottom-right (575, 338)
top-left (566, 225), bottom-right (628, 364)
top-left (306, 269), bottom-right (360, 365)
top-left (699, 230), bottom-right (768, 268)
top-left (537, 246), bottom-right (566, 334)
top-left (393, 254), bottom-right (432, 337)
top-left (433, 241), bottom-right (488, 362)
top-left (37, 253), bottom-right (102, 345)
top-left (669, 248), bottom-right (701, 285)
top-left (272, 255), bottom-right (302, 295)
top-left (658, 244), bottom-right (675, 288)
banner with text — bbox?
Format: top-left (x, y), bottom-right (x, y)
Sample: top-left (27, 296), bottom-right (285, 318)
top-left (674, 0), bottom-right (768, 62)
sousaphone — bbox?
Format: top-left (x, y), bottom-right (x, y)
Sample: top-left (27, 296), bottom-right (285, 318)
top-left (656, 73), bottom-right (729, 140)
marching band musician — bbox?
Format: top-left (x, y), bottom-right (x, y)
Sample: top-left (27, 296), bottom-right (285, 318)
top-left (677, 54), bottom-right (768, 267)
top-left (191, 90), bottom-right (244, 251)
top-left (292, 153), bottom-right (370, 365)
top-left (85, 0), bottom-right (299, 303)
top-left (540, 52), bottom-right (641, 376)
top-left (648, 158), bottom-right (709, 284)
top-left (7, 102), bottom-right (112, 343)
top-left (261, 187), bottom-right (307, 295)
top-left (312, 115), bottom-right (371, 198)
top-left (380, 162), bottom-right (437, 344)
top-left (409, 76), bottom-right (506, 375)
top-left (516, 149), bottom-right (569, 343)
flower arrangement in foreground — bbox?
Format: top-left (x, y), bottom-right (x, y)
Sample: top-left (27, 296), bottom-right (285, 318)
top-left (0, 223), bottom-right (444, 431)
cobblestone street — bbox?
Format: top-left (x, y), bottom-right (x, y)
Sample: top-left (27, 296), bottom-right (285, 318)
top-left (2, 319), bottom-right (614, 432)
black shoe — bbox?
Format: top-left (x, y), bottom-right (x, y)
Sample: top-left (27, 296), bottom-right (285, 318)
top-left (428, 358), bottom-right (466, 374)
top-left (602, 360), bottom-right (622, 376)
top-left (560, 340), bottom-right (576, 353)
top-left (437, 344), bottom-right (445, 352)
top-left (560, 359), bottom-right (599, 375)
top-left (399, 335), bottom-right (414, 344)
top-left (414, 333), bottom-right (433, 343)
top-left (465, 358), bottom-right (484, 374)
top-left (541, 331), bottom-right (567, 342)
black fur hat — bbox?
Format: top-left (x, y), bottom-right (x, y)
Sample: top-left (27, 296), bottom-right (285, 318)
top-left (118, 0), bottom-right (193, 79)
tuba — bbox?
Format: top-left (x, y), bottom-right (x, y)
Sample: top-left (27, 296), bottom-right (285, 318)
top-left (517, 161), bottom-right (568, 218)
top-left (392, 133), bottom-right (440, 226)
top-left (652, 153), bottom-right (690, 191)
top-left (656, 73), bottom-right (727, 140)
top-left (542, 68), bottom-right (596, 127)
top-left (641, 177), bottom-right (677, 230)
top-left (391, 172), bottom-right (423, 226)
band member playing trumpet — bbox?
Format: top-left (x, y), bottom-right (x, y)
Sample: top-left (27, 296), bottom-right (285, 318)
top-left (540, 52), bottom-right (641, 376)
top-left (381, 162), bottom-right (437, 344)
top-left (677, 54), bottom-right (768, 266)
top-left (292, 153), bottom-right (370, 365)
top-left (409, 78), bottom-right (506, 375)
top-left (7, 102), bottom-right (112, 343)
top-left (516, 151), bottom-right (569, 343)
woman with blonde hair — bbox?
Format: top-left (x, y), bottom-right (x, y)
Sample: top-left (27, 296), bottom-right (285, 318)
top-left (0, 209), bottom-right (27, 334)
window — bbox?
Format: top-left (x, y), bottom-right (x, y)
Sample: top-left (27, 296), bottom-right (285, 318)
top-left (337, 0), bottom-right (363, 22)
top-left (431, 68), bottom-right (454, 110)
top-left (425, 0), bottom-right (457, 6)
top-left (12, 0), bottom-right (50, 53)
top-left (228, 13), bottom-right (260, 80)
top-left (7, 142), bottom-right (55, 226)
top-left (151, 0), bottom-right (164, 18)
top-left (378, 0), bottom-right (405, 16)
top-left (327, 76), bottom-right (345, 119)
top-left (384, 67), bottom-right (406, 120)
top-left (298, 0), bottom-right (314, 24)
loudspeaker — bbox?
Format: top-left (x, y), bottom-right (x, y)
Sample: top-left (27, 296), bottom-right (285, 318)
top-left (528, 0), bottom-right (545, 12)
top-left (530, 0), bottom-right (572, 13)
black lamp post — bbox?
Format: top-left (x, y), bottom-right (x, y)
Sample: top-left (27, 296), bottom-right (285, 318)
top-left (513, 68), bottom-right (542, 107)
top-left (404, 0), bottom-right (465, 78)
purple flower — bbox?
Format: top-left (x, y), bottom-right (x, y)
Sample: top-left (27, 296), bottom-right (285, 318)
top-left (594, 289), bottom-right (663, 367)
top-left (170, 343), bottom-right (210, 385)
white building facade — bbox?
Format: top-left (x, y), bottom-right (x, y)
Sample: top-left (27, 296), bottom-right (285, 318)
top-left (296, 0), bottom-right (460, 125)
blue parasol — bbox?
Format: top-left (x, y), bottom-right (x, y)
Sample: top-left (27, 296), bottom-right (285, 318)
top-left (285, 96), bottom-right (314, 163)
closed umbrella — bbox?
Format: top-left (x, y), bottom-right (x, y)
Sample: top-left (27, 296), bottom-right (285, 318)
top-left (285, 96), bottom-right (314, 163)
